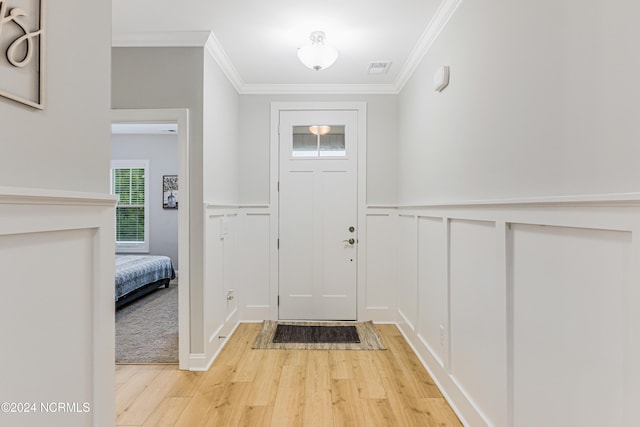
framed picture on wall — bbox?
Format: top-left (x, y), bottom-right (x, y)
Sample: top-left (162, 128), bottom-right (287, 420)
top-left (163, 175), bottom-right (178, 209)
top-left (0, 0), bottom-right (46, 109)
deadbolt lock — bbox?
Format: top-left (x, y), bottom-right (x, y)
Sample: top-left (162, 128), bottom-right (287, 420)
top-left (349, 226), bottom-right (355, 232)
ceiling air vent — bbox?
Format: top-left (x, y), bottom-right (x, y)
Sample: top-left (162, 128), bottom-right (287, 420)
top-left (368, 61), bottom-right (392, 75)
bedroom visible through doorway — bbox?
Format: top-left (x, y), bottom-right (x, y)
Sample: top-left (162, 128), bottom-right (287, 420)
top-left (111, 108), bottom-right (190, 369)
top-left (111, 122), bottom-right (179, 364)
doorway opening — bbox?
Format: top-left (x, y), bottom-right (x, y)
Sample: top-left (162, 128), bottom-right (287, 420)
top-left (111, 109), bottom-right (190, 369)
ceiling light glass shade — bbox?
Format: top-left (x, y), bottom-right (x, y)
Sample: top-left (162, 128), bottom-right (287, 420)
top-left (309, 125), bottom-right (331, 136)
top-left (297, 31), bottom-right (338, 71)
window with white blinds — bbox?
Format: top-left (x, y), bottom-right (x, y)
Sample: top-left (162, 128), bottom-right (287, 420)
top-left (111, 160), bottom-right (149, 252)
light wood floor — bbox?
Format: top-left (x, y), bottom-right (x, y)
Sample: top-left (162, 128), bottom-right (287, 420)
top-left (115, 323), bottom-right (462, 427)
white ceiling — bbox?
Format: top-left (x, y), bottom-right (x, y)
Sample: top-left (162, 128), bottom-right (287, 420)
top-left (112, 0), bottom-right (453, 94)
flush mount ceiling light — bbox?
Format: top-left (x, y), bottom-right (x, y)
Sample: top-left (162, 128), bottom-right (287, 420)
top-left (309, 125), bottom-right (331, 136)
top-left (297, 31), bottom-right (338, 71)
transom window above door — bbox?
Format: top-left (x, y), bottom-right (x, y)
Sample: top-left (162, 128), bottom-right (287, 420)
top-left (292, 125), bottom-right (346, 158)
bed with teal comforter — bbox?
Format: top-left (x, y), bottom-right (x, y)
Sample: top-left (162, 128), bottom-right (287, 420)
top-left (115, 255), bottom-right (175, 307)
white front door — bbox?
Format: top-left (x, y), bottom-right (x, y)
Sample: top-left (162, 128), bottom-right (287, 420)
top-left (278, 110), bottom-right (359, 320)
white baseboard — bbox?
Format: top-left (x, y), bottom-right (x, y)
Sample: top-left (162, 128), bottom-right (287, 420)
top-left (188, 353), bottom-right (209, 372)
top-left (360, 306), bottom-right (396, 323)
top-left (189, 311), bottom-right (241, 372)
top-left (396, 321), bottom-right (481, 427)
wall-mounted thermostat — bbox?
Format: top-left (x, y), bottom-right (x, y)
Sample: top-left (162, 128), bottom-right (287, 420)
top-left (433, 65), bottom-right (450, 92)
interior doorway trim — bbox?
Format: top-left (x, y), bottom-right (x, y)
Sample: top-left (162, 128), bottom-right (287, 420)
top-left (112, 108), bottom-right (190, 369)
top-left (270, 101), bottom-right (367, 320)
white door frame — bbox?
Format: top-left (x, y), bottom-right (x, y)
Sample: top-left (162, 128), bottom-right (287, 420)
top-left (270, 102), bottom-right (367, 320)
top-left (112, 108), bottom-right (190, 370)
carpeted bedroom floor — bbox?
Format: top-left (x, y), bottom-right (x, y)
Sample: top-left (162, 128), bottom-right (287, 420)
top-left (115, 280), bottom-right (178, 364)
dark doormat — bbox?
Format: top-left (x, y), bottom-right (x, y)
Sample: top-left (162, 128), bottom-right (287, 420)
top-left (273, 324), bottom-right (360, 344)
top-left (252, 320), bottom-right (385, 350)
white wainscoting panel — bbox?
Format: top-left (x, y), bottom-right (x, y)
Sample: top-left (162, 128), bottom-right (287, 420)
top-left (199, 205), bottom-right (239, 371)
top-left (397, 214), bottom-right (418, 329)
top-left (417, 216), bottom-right (447, 367)
top-left (394, 196), bottom-right (640, 427)
top-left (449, 219), bottom-right (507, 427)
top-left (362, 210), bottom-right (397, 321)
top-left (223, 214), bottom-right (239, 321)
top-left (205, 212), bottom-right (225, 333)
top-left (510, 224), bottom-right (630, 427)
top-left (0, 188), bottom-right (116, 427)
top-left (2, 229), bottom-right (94, 426)
top-left (238, 209), bottom-right (274, 320)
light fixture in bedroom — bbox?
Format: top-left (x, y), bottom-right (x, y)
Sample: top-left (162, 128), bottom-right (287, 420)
top-left (297, 31), bottom-right (338, 71)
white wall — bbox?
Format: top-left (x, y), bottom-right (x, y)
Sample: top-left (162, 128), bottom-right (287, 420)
top-left (0, 0), bottom-right (114, 425)
top-left (394, 1), bottom-right (640, 426)
top-left (1, 3), bottom-right (111, 193)
top-left (203, 45), bottom-right (240, 204)
top-left (112, 44), bottom-right (241, 365)
top-left (112, 46), bottom-right (208, 353)
top-left (236, 98), bottom-right (394, 322)
top-left (398, 0), bottom-right (640, 204)
top-left (195, 43), bottom-right (242, 369)
top-left (111, 133), bottom-right (179, 266)
top-left (238, 94), bottom-right (398, 205)
top-left (236, 95), bottom-right (397, 324)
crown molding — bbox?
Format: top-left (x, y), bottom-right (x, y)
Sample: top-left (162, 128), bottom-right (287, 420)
top-left (112, 0), bottom-right (462, 95)
top-left (204, 32), bottom-right (245, 93)
top-left (237, 83), bottom-right (400, 95)
top-left (394, 0), bottom-right (463, 92)
top-left (112, 30), bottom-right (211, 47)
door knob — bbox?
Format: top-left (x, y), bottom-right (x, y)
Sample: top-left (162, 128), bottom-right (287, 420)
top-left (343, 238), bottom-right (355, 245)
